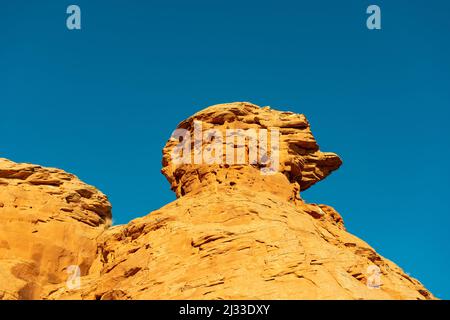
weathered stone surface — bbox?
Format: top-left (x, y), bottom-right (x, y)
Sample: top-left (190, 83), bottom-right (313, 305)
top-left (45, 190), bottom-right (434, 300)
top-left (162, 102), bottom-right (342, 200)
top-left (0, 102), bottom-right (435, 300)
top-left (0, 158), bottom-right (111, 299)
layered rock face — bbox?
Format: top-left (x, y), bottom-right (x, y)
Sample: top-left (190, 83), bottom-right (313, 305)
top-left (162, 103), bottom-right (342, 201)
top-left (0, 159), bottom-right (111, 299)
top-left (0, 102), bottom-right (435, 300)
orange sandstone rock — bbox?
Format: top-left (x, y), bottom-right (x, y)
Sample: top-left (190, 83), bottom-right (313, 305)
top-left (0, 102), bottom-right (435, 300)
top-left (0, 158), bottom-right (111, 299)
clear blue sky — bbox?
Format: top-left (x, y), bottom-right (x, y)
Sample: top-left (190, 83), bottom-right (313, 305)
top-left (1, 1), bottom-right (449, 299)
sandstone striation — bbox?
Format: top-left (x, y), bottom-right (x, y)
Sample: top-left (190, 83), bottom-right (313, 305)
top-left (0, 102), bottom-right (435, 300)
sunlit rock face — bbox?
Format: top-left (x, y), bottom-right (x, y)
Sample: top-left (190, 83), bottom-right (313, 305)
top-left (0, 158), bottom-right (111, 299)
top-left (0, 103), bottom-right (435, 300)
top-left (162, 102), bottom-right (342, 201)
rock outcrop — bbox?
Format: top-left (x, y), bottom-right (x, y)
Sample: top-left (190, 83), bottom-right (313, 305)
top-left (0, 159), bottom-right (111, 299)
top-left (0, 102), bottom-right (435, 300)
top-left (162, 103), bottom-right (342, 201)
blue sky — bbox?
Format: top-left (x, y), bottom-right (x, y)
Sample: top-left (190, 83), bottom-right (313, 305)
top-left (1, 1), bottom-right (449, 298)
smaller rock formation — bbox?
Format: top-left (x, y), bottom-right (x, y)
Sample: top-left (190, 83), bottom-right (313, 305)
top-left (0, 158), bottom-right (111, 299)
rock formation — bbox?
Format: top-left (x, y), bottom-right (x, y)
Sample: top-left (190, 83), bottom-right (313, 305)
top-left (0, 102), bottom-right (435, 300)
top-left (0, 159), bottom-right (111, 299)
